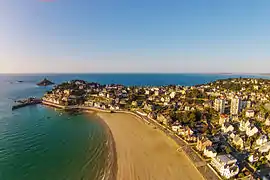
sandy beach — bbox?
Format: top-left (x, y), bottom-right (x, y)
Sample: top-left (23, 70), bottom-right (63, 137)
top-left (98, 112), bottom-right (203, 180)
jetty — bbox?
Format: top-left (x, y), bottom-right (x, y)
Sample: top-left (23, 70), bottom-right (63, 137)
top-left (12, 98), bottom-right (42, 110)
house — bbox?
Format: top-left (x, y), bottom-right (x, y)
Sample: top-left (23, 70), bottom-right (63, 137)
top-left (257, 112), bottom-right (266, 121)
top-left (248, 153), bottom-right (259, 163)
top-left (184, 106), bottom-right (190, 111)
top-left (64, 90), bottom-right (71, 95)
top-left (121, 91), bottom-right (128, 98)
top-left (239, 120), bottom-right (251, 132)
top-left (160, 97), bottom-right (165, 102)
top-left (258, 142), bottom-right (270, 153)
top-left (204, 146), bottom-right (217, 158)
top-left (157, 114), bottom-right (171, 126)
top-left (101, 104), bottom-right (106, 109)
top-left (131, 101), bottom-right (138, 107)
top-left (246, 109), bottom-right (255, 118)
top-left (170, 92), bottom-right (176, 99)
top-left (164, 96), bottom-right (171, 103)
top-left (239, 120), bottom-right (258, 137)
top-left (99, 92), bottom-right (106, 97)
top-left (221, 122), bottom-right (234, 133)
top-left (196, 136), bottom-right (213, 151)
top-left (185, 135), bottom-right (197, 142)
top-left (84, 100), bottom-right (94, 107)
top-left (143, 103), bottom-right (154, 112)
top-left (229, 132), bottom-right (236, 139)
top-left (256, 135), bottom-right (268, 146)
top-left (211, 154), bottom-right (239, 179)
top-left (232, 135), bottom-right (244, 149)
top-left (109, 105), bottom-right (115, 110)
top-left (94, 102), bottom-right (101, 108)
top-left (172, 125), bottom-right (181, 132)
top-left (246, 125), bottom-right (258, 137)
top-left (265, 118), bottom-right (270, 126)
top-left (79, 85), bottom-right (85, 90)
top-left (157, 113), bottom-right (166, 123)
top-left (178, 126), bottom-right (194, 137)
top-left (219, 114), bottom-right (229, 125)
top-left (106, 93), bottom-right (114, 99)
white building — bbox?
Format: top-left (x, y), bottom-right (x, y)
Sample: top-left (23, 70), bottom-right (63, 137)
top-left (246, 125), bottom-right (258, 137)
top-left (230, 97), bottom-right (242, 115)
top-left (145, 90), bottom-right (150, 95)
top-left (214, 98), bottom-right (225, 114)
top-left (170, 92), bottom-right (176, 99)
top-left (246, 109), bottom-right (255, 118)
top-left (265, 118), bottom-right (270, 126)
top-left (211, 154), bottom-right (239, 179)
top-left (239, 120), bottom-right (258, 137)
top-left (256, 135), bottom-right (268, 146)
top-left (184, 106), bottom-right (190, 111)
top-left (239, 120), bottom-right (251, 132)
top-left (204, 147), bottom-right (217, 158)
top-left (219, 114), bottom-right (229, 125)
top-left (248, 154), bottom-right (259, 163)
top-left (258, 142), bottom-right (270, 153)
top-left (178, 126), bottom-right (194, 136)
top-left (172, 125), bottom-right (181, 132)
top-left (221, 123), bottom-right (234, 133)
top-left (232, 135), bottom-right (244, 149)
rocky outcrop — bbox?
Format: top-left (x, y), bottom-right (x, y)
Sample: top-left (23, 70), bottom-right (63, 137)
top-left (37, 78), bottom-right (54, 86)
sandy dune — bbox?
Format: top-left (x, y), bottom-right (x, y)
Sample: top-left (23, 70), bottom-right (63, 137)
top-left (97, 112), bottom-right (203, 180)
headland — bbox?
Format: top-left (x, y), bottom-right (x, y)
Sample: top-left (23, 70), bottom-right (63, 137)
top-left (40, 77), bottom-right (270, 179)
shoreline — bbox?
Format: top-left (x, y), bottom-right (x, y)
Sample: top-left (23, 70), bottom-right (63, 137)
top-left (93, 113), bottom-right (117, 180)
top-left (41, 101), bottom-right (212, 180)
top-left (97, 112), bottom-right (204, 180)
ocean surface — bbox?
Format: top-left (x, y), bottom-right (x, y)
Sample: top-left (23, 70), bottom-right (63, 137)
top-left (0, 73), bottom-right (269, 180)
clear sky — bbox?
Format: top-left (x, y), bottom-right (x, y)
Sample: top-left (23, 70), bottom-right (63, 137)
top-left (1, 0), bottom-right (270, 73)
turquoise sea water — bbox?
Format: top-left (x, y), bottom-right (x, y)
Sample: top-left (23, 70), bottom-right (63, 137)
top-left (0, 73), bottom-right (269, 180)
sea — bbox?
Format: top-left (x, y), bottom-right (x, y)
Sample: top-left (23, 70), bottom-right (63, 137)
top-left (0, 73), bottom-right (269, 180)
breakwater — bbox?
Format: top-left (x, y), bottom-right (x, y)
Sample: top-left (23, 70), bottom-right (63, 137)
top-left (12, 98), bottom-right (42, 110)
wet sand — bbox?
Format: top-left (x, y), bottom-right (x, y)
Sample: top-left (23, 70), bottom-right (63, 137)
top-left (97, 112), bottom-right (203, 180)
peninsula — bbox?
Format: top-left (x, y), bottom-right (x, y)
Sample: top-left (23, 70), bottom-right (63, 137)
top-left (42, 78), bottom-right (270, 179)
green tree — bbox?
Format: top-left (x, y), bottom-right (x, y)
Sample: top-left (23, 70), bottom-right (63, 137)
top-left (188, 111), bottom-right (196, 122)
top-left (225, 146), bottom-right (232, 154)
top-left (238, 173), bottom-right (245, 178)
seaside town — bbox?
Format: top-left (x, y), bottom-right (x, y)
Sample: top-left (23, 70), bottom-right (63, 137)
top-left (42, 78), bottom-right (270, 180)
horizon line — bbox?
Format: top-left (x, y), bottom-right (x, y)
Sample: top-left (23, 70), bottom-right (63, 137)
top-left (0, 72), bottom-right (270, 75)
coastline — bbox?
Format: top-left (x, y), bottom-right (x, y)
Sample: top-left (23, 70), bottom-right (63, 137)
top-left (93, 113), bottom-right (117, 180)
top-left (42, 101), bottom-right (206, 180)
top-left (97, 112), bottom-right (203, 180)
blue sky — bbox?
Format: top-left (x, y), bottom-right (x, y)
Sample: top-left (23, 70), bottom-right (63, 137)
top-left (1, 0), bottom-right (270, 73)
